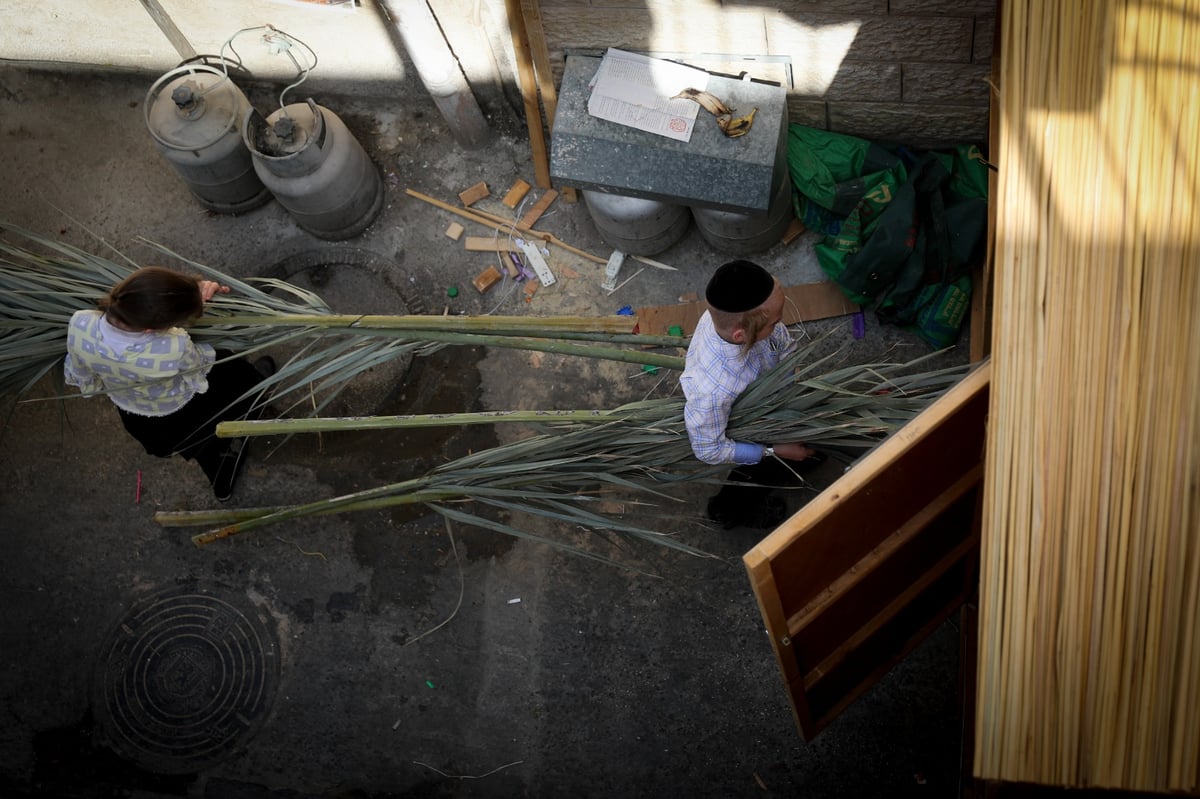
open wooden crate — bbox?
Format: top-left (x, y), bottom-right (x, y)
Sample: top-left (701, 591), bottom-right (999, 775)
top-left (744, 359), bottom-right (989, 740)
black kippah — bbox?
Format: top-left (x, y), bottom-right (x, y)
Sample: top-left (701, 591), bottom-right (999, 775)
top-left (705, 260), bottom-right (774, 313)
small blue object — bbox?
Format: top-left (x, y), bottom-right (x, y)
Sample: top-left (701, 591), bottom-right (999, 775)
top-left (852, 310), bottom-right (866, 339)
top-left (616, 305), bottom-right (634, 316)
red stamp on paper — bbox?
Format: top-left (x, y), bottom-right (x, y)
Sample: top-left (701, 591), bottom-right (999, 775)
top-left (669, 117), bottom-right (687, 133)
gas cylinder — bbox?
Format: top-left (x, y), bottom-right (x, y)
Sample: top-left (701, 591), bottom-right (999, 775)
top-left (581, 190), bottom-right (690, 256)
top-left (242, 99), bottom-right (383, 241)
top-left (690, 169), bottom-right (795, 255)
top-left (144, 64), bottom-right (271, 214)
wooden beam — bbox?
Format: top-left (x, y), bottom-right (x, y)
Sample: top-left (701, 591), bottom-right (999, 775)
top-left (504, 0), bottom-right (551, 188)
top-left (520, 0), bottom-right (576, 201)
top-left (137, 0), bottom-right (197, 61)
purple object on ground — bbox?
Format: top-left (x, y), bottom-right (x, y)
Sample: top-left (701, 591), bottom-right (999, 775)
top-left (852, 310), bottom-right (866, 339)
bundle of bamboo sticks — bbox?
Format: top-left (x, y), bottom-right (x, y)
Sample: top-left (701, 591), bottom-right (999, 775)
top-left (976, 0), bottom-right (1200, 790)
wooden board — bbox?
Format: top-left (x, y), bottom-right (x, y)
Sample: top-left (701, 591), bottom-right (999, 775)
top-left (634, 281), bottom-right (859, 336)
top-left (472, 265), bottom-right (503, 293)
top-left (458, 182), bottom-right (489, 206)
top-left (743, 360), bottom-right (989, 740)
top-left (464, 236), bottom-right (518, 253)
top-left (519, 189), bottom-right (558, 229)
top-left (502, 178), bottom-right (532, 208)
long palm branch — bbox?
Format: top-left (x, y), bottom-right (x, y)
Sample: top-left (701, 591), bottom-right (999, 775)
top-left (157, 341), bottom-right (975, 563)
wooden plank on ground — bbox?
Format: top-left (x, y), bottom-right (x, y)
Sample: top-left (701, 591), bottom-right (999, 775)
top-left (458, 182), bottom-right (489, 206)
top-left (635, 281), bottom-right (859, 336)
top-left (464, 236), bottom-right (518, 253)
top-left (519, 189), bottom-right (558, 228)
top-left (502, 178), bottom-right (532, 208)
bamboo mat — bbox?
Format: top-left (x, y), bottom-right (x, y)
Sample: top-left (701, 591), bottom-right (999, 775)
top-left (975, 0), bottom-right (1200, 790)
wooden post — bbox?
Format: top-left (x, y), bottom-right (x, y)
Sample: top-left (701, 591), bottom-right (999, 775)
top-left (504, 0), bottom-right (551, 188)
top-left (520, 0), bottom-right (577, 201)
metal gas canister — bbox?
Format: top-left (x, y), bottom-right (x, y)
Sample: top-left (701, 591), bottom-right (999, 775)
top-left (242, 99), bottom-right (383, 241)
top-left (145, 64), bottom-right (271, 214)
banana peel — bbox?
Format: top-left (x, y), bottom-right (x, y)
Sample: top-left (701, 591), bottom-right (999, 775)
top-left (717, 108), bottom-right (757, 138)
top-left (672, 87), bottom-right (733, 116)
top-left (671, 88), bottom-right (758, 139)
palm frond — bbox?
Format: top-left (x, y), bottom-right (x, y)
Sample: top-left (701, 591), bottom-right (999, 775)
top-left (0, 224), bottom-right (684, 410)
top-left (157, 339), bottom-right (976, 565)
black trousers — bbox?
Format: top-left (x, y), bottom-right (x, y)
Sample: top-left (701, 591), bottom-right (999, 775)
top-left (706, 456), bottom-right (807, 520)
top-left (117, 355), bottom-right (263, 484)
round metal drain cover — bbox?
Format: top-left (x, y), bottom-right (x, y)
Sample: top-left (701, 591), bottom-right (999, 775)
top-left (93, 584), bottom-right (280, 774)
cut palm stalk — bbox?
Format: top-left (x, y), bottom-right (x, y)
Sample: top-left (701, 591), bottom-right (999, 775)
top-left (194, 313), bottom-right (638, 334)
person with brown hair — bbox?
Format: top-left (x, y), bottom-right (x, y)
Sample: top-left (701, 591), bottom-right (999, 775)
top-left (64, 266), bottom-right (272, 501)
top-left (680, 259), bottom-right (823, 529)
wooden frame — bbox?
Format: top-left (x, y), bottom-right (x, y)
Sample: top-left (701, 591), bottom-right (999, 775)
top-left (744, 360), bottom-right (990, 740)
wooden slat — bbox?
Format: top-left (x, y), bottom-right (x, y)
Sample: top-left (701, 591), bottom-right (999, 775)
top-left (137, 0), bottom-right (197, 61)
top-left (502, 178), bottom-right (532, 208)
top-left (744, 546), bottom-right (816, 735)
top-left (520, 0), bottom-right (577, 201)
top-left (789, 466), bottom-right (983, 633)
top-left (504, 0), bottom-right (551, 188)
top-left (458, 182), bottom-right (489, 206)
top-left (806, 558), bottom-right (972, 732)
top-left (803, 535), bottom-right (979, 691)
top-left (464, 236), bottom-right (518, 253)
top-left (519, 189), bottom-right (558, 229)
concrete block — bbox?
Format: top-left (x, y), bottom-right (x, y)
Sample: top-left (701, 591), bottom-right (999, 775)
top-left (550, 55), bottom-right (788, 213)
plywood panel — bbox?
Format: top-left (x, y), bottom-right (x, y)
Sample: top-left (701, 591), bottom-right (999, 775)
top-left (745, 359), bottom-right (988, 739)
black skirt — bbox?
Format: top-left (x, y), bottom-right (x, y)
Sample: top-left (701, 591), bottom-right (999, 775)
top-left (117, 354), bottom-right (264, 463)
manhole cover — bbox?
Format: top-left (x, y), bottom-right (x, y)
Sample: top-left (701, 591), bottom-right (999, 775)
top-left (92, 584), bottom-right (279, 774)
top-left (268, 247), bottom-right (422, 416)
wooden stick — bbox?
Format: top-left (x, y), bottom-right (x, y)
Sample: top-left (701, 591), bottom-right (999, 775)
top-left (519, 189), bottom-right (558, 228)
top-left (137, 0), bottom-right (197, 61)
top-left (406, 188), bottom-right (606, 265)
top-left (504, 0), bottom-right (551, 188)
top-left (519, 0), bottom-right (576, 202)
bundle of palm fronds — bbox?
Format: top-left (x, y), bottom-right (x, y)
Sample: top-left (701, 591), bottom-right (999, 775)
top-left (157, 339), bottom-right (973, 562)
top-left (2, 220), bottom-right (973, 564)
top-left (0, 222), bottom-right (682, 417)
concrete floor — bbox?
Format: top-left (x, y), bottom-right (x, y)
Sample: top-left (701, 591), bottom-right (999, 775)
top-left (0, 63), bottom-right (968, 798)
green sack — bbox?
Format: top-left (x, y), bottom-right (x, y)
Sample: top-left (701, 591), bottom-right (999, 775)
top-left (911, 274), bottom-right (972, 349)
top-left (787, 125), bottom-right (906, 216)
top-left (787, 127), bottom-right (989, 348)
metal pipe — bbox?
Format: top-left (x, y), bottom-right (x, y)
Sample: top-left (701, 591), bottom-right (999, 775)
top-left (382, 0), bottom-right (490, 149)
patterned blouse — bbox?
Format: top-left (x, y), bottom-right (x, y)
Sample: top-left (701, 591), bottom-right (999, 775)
top-left (64, 310), bottom-right (215, 417)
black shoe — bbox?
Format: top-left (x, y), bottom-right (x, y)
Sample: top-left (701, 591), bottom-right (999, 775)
top-left (210, 439), bottom-right (249, 502)
top-left (707, 495), bottom-right (787, 531)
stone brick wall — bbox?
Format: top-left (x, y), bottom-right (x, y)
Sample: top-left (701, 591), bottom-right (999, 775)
top-left (461, 0), bottom-right (996, 149)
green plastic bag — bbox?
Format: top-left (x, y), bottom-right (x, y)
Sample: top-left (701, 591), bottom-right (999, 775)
top-left (788, 127), bottom-right (989, 348)
top-left (787, 125), bottom-right (906, 216)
